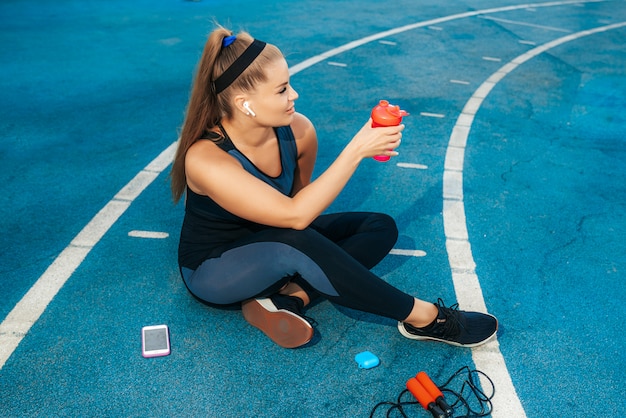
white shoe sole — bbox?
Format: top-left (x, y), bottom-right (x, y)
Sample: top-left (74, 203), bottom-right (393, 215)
top-left (397, 318), bottom-right (498, 348)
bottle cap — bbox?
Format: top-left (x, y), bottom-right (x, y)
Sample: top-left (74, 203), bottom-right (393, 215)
top-left (371, 100), bottom-right (408, 127)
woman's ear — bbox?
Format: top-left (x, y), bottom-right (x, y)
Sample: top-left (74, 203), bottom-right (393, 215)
top-left (233, 95), bottom-right (252, 116)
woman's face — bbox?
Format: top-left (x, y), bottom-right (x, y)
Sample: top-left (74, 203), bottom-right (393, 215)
top-left (246, 57), bottom-right (299, 126)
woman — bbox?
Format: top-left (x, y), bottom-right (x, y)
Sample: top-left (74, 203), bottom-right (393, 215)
top-left (170, 26), bottom-right (498, 349)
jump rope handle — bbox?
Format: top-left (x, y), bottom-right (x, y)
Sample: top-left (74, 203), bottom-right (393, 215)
top-left (416, 371), bottom-right (454, 416)
top-left (406, 377), bottom-right (447, 418)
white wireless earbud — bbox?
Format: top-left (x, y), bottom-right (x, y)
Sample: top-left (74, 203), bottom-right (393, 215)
top-left (243, 101), bottom-right (256, 117)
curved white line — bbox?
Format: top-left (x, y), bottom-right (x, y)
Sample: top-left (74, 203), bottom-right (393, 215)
top-left (288, 0), bottom-right (606, 76)
top-left (0, 0), bottom-right (610, 390)
top-left (443, 21), bottom-right (626, 418)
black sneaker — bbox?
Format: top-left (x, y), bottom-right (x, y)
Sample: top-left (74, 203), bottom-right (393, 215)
top-left (242, 294), bottom-right (314, 349)
top-left (398, 299), bottom-right (498, 347)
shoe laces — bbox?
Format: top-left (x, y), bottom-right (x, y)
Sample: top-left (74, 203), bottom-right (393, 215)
top-left (434, 298), bottom-right (462, 337)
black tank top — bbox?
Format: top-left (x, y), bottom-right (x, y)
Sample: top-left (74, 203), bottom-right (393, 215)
top-left (178, 125), bottom-right (298, 270)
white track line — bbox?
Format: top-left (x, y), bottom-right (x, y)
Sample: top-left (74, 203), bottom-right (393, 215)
top-left (420, 111), bottom-right (446, 118)
top-left (397, 162), bottom-right (428, 170)
top-left (479, 15), bottom-right (573, 32)
top-left (390, 248), bottom-right (427, 257)
top-left (0, 7), bottom-right (610, 408)
top-left (443, 20), bottom-right (626, 418)
top-left (128, 230), bottom-right (170, 239)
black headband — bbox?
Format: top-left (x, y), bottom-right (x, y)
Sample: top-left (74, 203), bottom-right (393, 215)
top-left (213, 39), bottom-right (267, 94)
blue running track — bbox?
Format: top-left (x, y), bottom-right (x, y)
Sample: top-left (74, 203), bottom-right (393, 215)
top-left (1, 1), bottom-right (625, 416)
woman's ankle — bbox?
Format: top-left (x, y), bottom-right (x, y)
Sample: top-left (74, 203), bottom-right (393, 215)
top-left (404, 298), bottom-right (438, 328)
top-left (278, 282), bottom-right (310, 306)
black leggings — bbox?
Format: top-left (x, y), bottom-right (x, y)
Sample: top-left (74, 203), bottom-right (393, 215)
top-left (180, 212), bottom-right (415, 321)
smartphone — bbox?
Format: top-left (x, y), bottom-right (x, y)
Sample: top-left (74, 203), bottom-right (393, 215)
top-left (141, 324), bottom-right (170, 358)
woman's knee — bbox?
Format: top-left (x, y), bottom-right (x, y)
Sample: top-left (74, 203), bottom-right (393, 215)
top-left (366, 212), bottom-right (399, 243)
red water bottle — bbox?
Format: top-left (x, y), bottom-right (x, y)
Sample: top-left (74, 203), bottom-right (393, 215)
top-left (371, 100), bottom-right (408, 162)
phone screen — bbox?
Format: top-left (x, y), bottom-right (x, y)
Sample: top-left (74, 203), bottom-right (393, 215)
top-left (142, 325), bottom-right (170, 357)
top-left (144, 328), bottom-right (168, 351)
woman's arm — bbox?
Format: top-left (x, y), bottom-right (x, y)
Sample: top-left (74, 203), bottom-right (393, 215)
top-left (185, 114), bottom-right (402, 230)
top-left (291, 112), bottom-right (318, 194)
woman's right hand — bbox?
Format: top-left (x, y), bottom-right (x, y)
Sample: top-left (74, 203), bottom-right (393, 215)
top-left (348, 118), bottom-right (404, 160)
